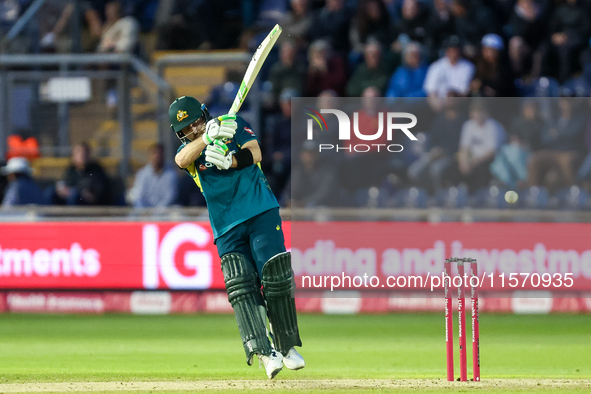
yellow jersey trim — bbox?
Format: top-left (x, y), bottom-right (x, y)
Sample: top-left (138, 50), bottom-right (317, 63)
top-left (186, 162), bottom-right (203, 192)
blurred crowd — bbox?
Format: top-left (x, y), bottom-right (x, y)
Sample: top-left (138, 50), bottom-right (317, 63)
top-left (3, 0), bottom-right (591, 209)
top-left (0, 0), bottom-right (242, 54)
top-left (286, 96), bottom-right (591, 210)
top-left (255, 0), bottom-right (591, 209)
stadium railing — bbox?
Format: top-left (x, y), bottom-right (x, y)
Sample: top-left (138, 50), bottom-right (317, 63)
top-left (0, 53), bottom-right (174, 180)
top-left (0, 206), bottom-right (590, 223)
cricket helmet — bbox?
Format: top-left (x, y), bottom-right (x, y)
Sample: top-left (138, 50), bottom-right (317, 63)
top-left (169, 96), bottom-right (212, 143)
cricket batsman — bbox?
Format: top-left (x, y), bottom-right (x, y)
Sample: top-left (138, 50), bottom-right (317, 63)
top-left (169, 96), bottom-right (304, 379)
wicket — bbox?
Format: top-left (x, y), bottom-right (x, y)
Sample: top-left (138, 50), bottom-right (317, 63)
top-left (445, 257), bottom-right (480, 382)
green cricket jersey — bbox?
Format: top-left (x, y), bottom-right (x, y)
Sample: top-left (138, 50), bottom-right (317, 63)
top-left (177, 116), bottom-right (279, 239)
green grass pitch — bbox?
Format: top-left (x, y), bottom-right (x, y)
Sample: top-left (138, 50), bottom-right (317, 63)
top-left (0, 313), bottom-right (589, 393)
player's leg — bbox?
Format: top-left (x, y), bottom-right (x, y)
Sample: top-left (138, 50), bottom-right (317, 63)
top-left (249, 208), bottom-right (304, 370)
top-left (216, 226), bottom-right (283, 378)
top-left (220, 253), bottom-right (283, 378)
top-left (261, 252), bottom-right (305, 370)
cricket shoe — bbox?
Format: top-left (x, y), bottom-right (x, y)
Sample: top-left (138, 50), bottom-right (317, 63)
top-left (258, 350), bottom-right (283, 379)
top-left (282, 347), bottom-right (305, 370)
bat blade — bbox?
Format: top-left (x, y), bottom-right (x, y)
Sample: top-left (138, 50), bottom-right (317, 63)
top-left (229, 24), bottom-right (282, 116)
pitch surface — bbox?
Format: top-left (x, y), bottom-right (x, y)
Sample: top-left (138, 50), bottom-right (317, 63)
top-left (0, 313), bottom-right (589, 392)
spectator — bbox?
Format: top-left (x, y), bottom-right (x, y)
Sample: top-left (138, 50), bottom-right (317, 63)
top-left (490, 134), bottom-right (531, 190)
top-left (471, 34), bottom-right (515, 97)
top-left (423, 36), bottom-right (475, 97)
top-left (312, 89), bottom-right (340, 148)
top-left (121, 0), bottom-right (160, 32)
top-left (1, 157), bottom-right (43, 207)
top-left (342, 86), bottom-right (390, 189)
top-left (280, 0), bottom-right (313, 48)
top-left (542, 0), bottom-right (590, 82)
top-left (385, 41), bottom-right (427, 97)
top-left (576, 97), bottom-right (591, 186)
top-left (48, 142), bottom-right (110, 205)
top-left (408, 100), bottom-right (465, 192)
top-left (382, 0), bottom-right (404, 23)
top-left (449, 0), bottom-right (498, 58)
top-left (268, 40), bottom-right (306, 105)
top-left (392, 0), bottom-right (429, 46)
top-left (84, 1), bottom-right (110, 50)
top-left (528, 97), bottom-right (585, 190)
top-left (0, 0), bottom-right (36, 53)
top-left (96, 1), bottom-right (139, 54)
top-left (506, 0), bottom-right (547, 78)
top-left (508, 99), bottom-right (544, 152)
top-left (156, 0), bottom-right (212, 50)
top-left (426, 0), bottom-right (455, 60)
top-left (38, 1), bottom-right (74, 53)
top-left (305, 40), bottom-right (347, 96)
top-left (307, 0), bottom-right (352, 54)
top-left (0, 0), bottom-right (24, 32)
top-left (347, 39), bottom-right (390, 96)
top-left (458, 101), bottom-right (506, 192)
top-left (129, 143), bottom-right (178, 208)
top-left (176, 174), bottom-right (206, 207)
top-left (287, 141), bottom-right (337, 207)
top-left (263, 88), bottom-right (296, 198)
top-left (253, 0), bottom-right (288, 27)
top-left (489, 100), bottom-right (542, 190)
top-left (350, 0), bottom-right (391, 54)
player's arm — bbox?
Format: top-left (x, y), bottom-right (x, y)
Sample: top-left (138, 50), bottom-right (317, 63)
top-left (176, 115), bottom-right (237, 168)
top-left (231, 140), bottom-right (262, 168)
top-left (175, 138), bottom-right (207, 169)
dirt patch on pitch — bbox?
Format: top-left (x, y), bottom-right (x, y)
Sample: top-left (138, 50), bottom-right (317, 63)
top-left (0, 379), bottom-right (589, 392)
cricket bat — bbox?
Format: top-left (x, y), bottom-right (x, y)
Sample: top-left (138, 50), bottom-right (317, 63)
top-left (228, 24), bottom-right (282, 116)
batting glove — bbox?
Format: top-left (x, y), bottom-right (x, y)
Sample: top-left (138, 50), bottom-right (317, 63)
top-left (202, 114), bottom-right (237, 145)
top-left (205, 140), bottom-right (233, 170)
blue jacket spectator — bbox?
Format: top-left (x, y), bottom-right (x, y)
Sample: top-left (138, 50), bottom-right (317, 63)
top-left (490, 137), bottom-right (530, 190)
top-left (1, 157), bottom-right (43, 207)
top-left (385, 42), bottom-right (427, 97)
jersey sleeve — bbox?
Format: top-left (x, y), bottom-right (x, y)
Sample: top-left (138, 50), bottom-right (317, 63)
top-left (185, 162), bottom-right (197, 178)
top-left (176, 143), bottom-right (198, 178)
top-left (234, 117), bottom-right (258, 148)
